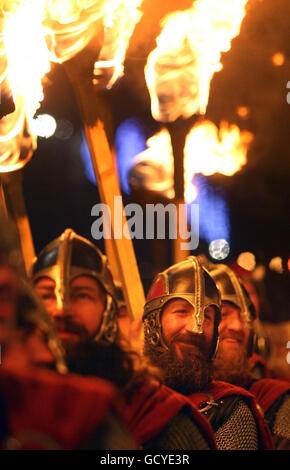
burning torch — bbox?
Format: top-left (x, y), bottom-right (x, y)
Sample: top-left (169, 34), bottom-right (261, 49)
top-left (143, 0), bottom-right (252, 264)
top-left (0, 0), bottom-right (145, 320)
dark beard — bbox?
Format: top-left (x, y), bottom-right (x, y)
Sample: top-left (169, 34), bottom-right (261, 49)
top-left (53, 318), bottom-right (90, 353)
top-left (145, 332), bottom-right (213, 394)
top-left (213, 343), bottom-right (251, 386)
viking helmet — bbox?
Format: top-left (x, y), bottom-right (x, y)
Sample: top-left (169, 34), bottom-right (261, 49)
top-left (30, 229), bottom-right (118, 343)
top-left (143, 256), bottom-right (221, 358)
top-left (206, 263), bottom-right (256, 325)
top-left (205, 263), bottom-right (257, 356)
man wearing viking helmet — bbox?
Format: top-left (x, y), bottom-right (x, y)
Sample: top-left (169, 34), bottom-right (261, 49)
top-left (143, 255), bottom-right (273, 450)
top-left (32, 228), bottom-right (118, 347)
top-left (205, 262), bottom-right (290, 449)
top-left (31, 229), bottom-right (219, 450)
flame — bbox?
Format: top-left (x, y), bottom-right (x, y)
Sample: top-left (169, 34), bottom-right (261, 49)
top-left (3, 1), bottom-right (51, 118)
top-left (94, 0), bottom-right (143, 89)
top-left (0, 96), bottom-right (37, 172)
top-left (134, 121), bottom-right (253, 203)
top-left (145, 0), bottom-right (249, 122)
top-left (0, 0), bottom-right (49, 170)
top-left (43, 1), bottom-right (107, 63)
top-left (184, 120), bottom-right (253, 178)
top-left (0, 0), bottom-right (143, 171)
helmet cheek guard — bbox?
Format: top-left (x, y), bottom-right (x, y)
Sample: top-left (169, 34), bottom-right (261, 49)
top-left (30, 229), bottom-right (118, 344)
top-left (143, 256), bottom-right (221, 358)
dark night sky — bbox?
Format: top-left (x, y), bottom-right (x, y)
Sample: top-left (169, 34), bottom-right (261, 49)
top-left (21, 0), bottom-right (290, 315)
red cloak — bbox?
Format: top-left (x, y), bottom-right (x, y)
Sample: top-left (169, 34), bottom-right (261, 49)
top-left (124, 382), bottom-right (217, 449)
top-left (249, 378), bottom-right (290, 413)
top-left (0, 365), bottom-right (127, 450)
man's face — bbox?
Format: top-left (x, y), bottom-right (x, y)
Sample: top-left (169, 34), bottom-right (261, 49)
top-left (161, 299), bottom-right (215, 359)
top-left (0, 266), bottom-right (18, 346)
top-left (218, 301), bottom-right (251, 353)
top-left (34, 275), bottom-right (106, 344)
top-left (213, 301), bottom-right (252, 384)
top-left (145, 299), bottom-right (215, 394)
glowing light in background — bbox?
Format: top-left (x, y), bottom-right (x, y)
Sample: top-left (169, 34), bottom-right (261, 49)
top-left (115, 118), bottom-right (147, 194)
top-left (81, 117), bottom-right (147, 191)
top-left (287, 258), bottom-right (290, 272)
top-left (237, 251), bottom-right (256, 271)
top-left (188, 174), bottom-right (231, 249)
top-left (209, 238), bottom-right (230, 261)
top-left (252, 264), bottom-right (266, 281)
top-left (271, 52), bottom-right (285, 67)
top-left (31, 113), bottom-right (57, 138)
top-left (236, 106), bottom-right (250, 119)
top-left (269, 256), bottom-right (283, 274)
top-left (80, 131), bottom-right (96, 185)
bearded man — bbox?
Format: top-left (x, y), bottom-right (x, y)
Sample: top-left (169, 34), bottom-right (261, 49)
top-left (207, 263), bottom-right (290, 449)
top-left (143, 256), bottom-right (273, 450)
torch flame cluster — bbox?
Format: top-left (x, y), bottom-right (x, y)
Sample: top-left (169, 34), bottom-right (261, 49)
top-left (145, 0), bottom-right (250, 122)
top-left (142, 0), bottom-right (253, 202)
top-left (94, 0), bottom-right (143, 89)
top-left (0, 0), bottom-right (253, 201)
top-left (0, 0), bottom-right (143, 171)
top-left (135, 121), bottom-right (253, 204)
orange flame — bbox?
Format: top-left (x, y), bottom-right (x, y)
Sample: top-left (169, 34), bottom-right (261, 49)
top-left (0, 0), bottom-right (49, 170)
top-left (94, 0), bottom-right (143, 89)
top-left (134, 121), bottom-right (253, 203)
top-left (0, 0), bottom-right (143, 170)
top-left (145, 0), bottom-right (249, 122)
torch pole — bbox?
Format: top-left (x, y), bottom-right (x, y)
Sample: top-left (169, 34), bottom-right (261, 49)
top-left (0, 170), bottom-right (35, 276)
top-left (65, 60), bottom-right (145, 322)
top-left (167, 121), bottom-right (191, 264)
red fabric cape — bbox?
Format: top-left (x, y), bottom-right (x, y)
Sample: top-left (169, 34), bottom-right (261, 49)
top-left (0, 366), bottom-right (123, 450)
top-left (188, 380), bottom-right (274, 450)
top-left (249, 378), bottom-right (290, 413)
top-left (124, 382), bottom-right (217, 449)
top-left (249, 353), bottom-right (274, 379)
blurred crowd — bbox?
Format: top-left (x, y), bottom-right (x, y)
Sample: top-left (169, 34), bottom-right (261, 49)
top-left (0, 217), bottom-right (289, 451)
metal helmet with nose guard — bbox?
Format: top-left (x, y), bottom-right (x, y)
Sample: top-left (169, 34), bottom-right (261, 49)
top-left (143, 256), bottom-right (221, 358)
top-left (204, 263), bottom-right (257, 356)
top-left (30, 229), bottom-right (118, 343)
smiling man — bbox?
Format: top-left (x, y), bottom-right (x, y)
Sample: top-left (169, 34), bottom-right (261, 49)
top-left (31, 230), bottom-right (220, 451)
top-left (143, 256), bottom-right (273, 450)
top-left (207, 263), bottom-right (290, 448)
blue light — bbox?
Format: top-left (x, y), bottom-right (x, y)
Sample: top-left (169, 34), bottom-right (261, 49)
top-left (80, 118), bottom-right (147, 193)
top-left (115, 118), bottom-right (147, 194)
top-left (80, 131), bottom-right (96, 186)
top-left (187, 174), bottom-right (231, 248)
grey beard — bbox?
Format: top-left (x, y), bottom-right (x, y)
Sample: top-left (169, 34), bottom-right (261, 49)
top-left (144, 342), bottom-right (213, 394)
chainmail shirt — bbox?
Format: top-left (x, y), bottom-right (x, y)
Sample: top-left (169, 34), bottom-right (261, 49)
top-left (214, 399), bottom-right (259, 450)
top-left (143, 408), bottom-right (211, 450)
top-left (272, 394), bottom-right (290, 440)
